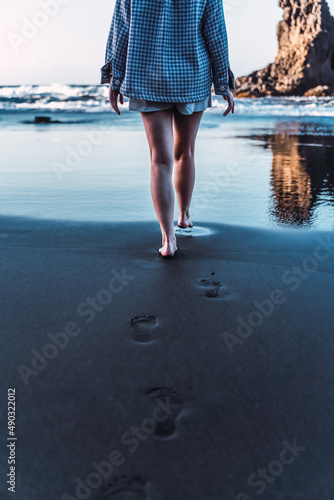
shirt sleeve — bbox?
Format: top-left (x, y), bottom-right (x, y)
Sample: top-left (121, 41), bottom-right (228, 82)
top-left (201, 0), bottom-right (235, 96)
top-left (100, 0), bottom-right (130, 89)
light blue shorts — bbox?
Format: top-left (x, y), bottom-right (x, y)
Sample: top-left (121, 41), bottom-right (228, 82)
top-left (128, 92), bottom-right (212, 115)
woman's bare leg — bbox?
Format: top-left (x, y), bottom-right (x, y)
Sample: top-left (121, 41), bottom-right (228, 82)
top-left (140, 108), bottom-right (177, 257)
top-left (173, 109), bottom-right (204, 228)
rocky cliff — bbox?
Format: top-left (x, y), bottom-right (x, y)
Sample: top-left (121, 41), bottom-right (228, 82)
top-left (235, 0), bottom-right (334, 97)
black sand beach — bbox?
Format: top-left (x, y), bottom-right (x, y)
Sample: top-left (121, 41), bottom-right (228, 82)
top-left (1, 216), bottom-right (334, 499)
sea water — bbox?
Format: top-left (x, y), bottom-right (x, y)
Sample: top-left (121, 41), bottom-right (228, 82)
top-left (0, 84), bottom-right (334, 230)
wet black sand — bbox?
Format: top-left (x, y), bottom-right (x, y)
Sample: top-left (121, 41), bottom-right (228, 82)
top-left (1, 216), bottom-right (334, 499)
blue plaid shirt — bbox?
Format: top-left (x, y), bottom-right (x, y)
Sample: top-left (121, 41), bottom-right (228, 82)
top-left (100, 0), bottom-right (235, 102)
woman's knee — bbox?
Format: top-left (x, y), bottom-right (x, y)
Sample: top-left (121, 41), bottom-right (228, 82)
top-left (151, 149), bottom-right (174, 167)
top-left (174, 144), bottom-right (195, 162)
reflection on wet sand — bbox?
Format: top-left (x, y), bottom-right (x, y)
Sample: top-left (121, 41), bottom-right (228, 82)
top-left (246, 123), bottom-right (334, 226)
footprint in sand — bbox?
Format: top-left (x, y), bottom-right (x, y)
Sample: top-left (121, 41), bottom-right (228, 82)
top-left (175, 227), bottom-right (193, 238)
top-left (198, 278), bottom-right (224, 298)
top-left (198, 278), bottom-right (237, 300)
top-left (130, 315), bottom-right (158, 343)
top-left (148, 387), bottom-right (184, 438)
top-left (98, 475), bottom-right (148, 499)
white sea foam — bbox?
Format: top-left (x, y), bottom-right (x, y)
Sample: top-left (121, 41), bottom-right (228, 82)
top-left (1, 84), bottom-right (334, 117)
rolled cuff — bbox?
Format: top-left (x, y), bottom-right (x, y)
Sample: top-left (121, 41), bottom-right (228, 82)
top-left (111, 75), bottom-right (123, 90)
top-left (213, 81), bottom-right (229, 96)
top-left (101, 60), bottom-right (124, 90)
top-left (228, 66), bottom-right (236, 92)
top-left (101, 61), bottom-right (112, 85)
top-left (213, 67), bottom-right (236, 96)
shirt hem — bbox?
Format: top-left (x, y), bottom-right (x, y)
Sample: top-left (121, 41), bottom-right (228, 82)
top-left (120, 87), bottom-right (213, 103)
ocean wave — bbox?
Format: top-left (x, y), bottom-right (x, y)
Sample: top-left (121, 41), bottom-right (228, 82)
top-left (1, 84), bottom-right (334, 116)
top-left (211, 96), bottom-right (334, 117)
top-left (0, 84), bottom-right (110, 112)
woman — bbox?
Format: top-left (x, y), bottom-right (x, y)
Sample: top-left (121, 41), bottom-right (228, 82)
top-left (101, 0), bottom-right (235, 258)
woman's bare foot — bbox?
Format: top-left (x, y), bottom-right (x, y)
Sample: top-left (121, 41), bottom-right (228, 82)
top-left (159, 234), bottom-right (177, 257)
top-left (178, 209), bottom-right (193, 228)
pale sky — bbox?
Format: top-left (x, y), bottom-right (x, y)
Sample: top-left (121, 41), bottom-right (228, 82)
top-left (1, 0), bottom-right (334, 85)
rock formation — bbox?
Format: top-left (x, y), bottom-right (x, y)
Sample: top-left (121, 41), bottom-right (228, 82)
top-left (235, 0), bottom-right (334, 97)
